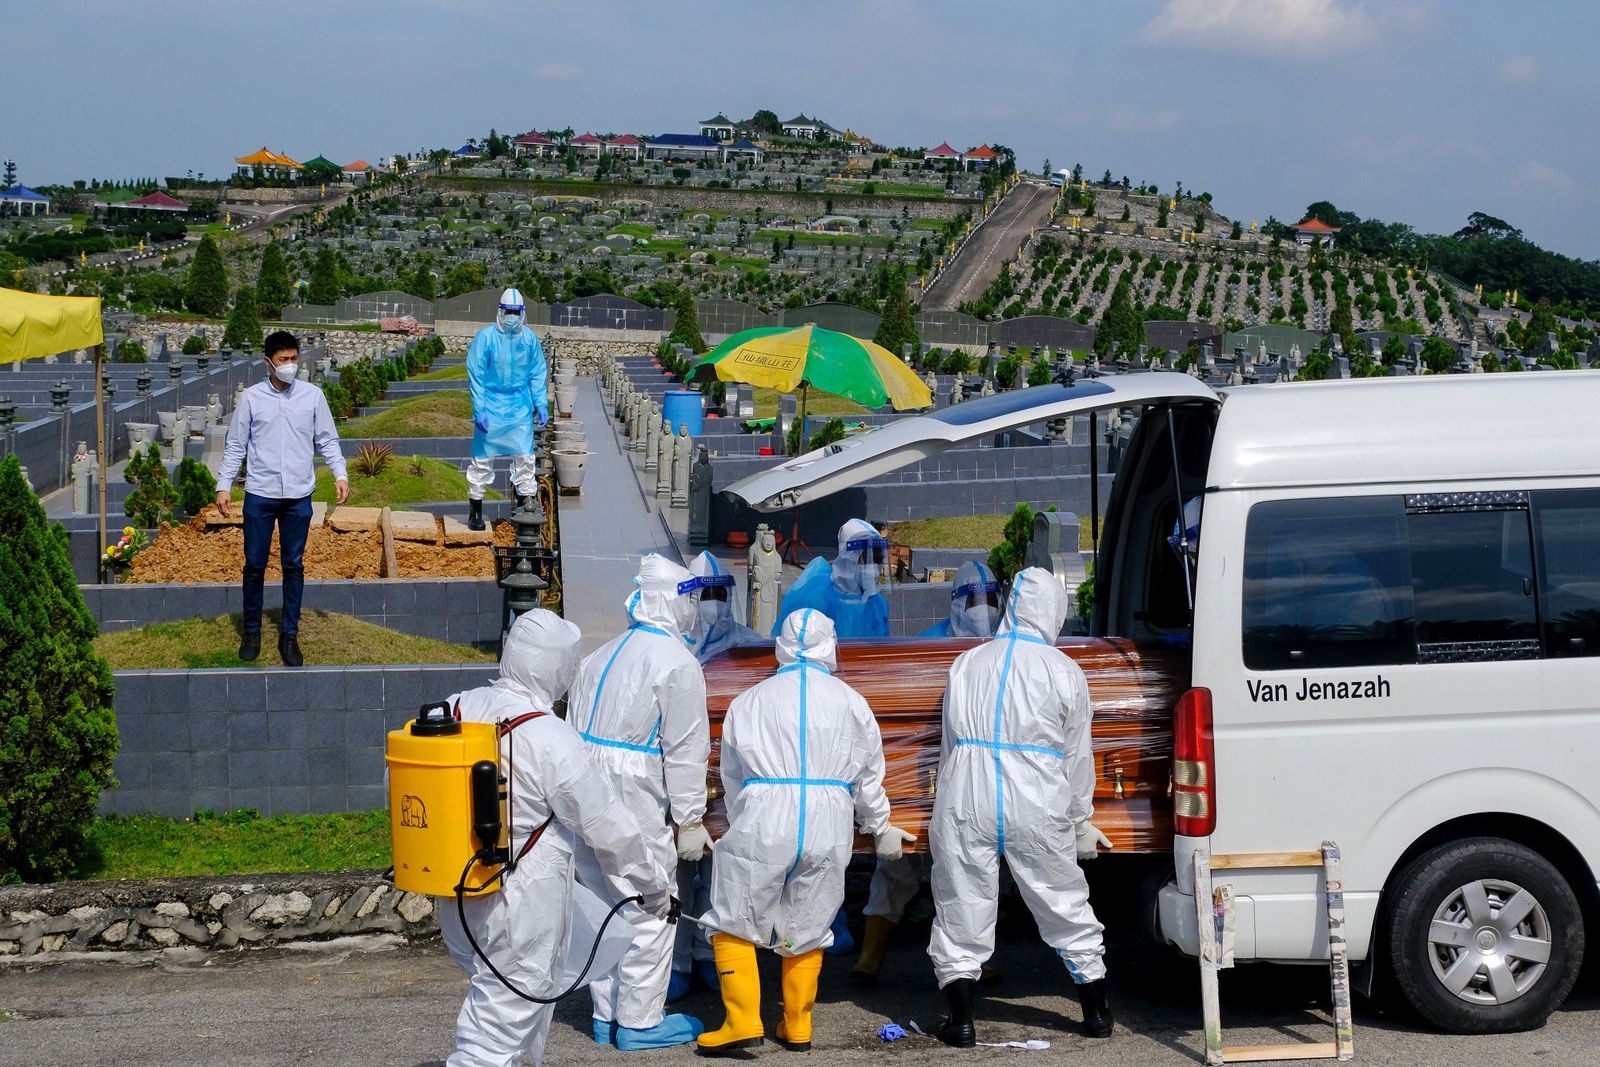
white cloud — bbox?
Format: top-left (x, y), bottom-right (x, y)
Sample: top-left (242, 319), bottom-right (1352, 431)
top-left (1516, 161), bottom-right (1577, 195)
top-left (534, 63), bottom-right (583, 83)
top-left (1140, 0), bottom-right (1377, 50)
top-left (1497, 54), bottom-right (1539, 84)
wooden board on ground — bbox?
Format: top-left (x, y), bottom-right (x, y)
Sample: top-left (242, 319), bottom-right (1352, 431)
top-left (328, 506), bottom-right (383, 532)
top-left (441, 516), bottom-right (492, 546)
top-left (389, 510), bottom-right (441, 544)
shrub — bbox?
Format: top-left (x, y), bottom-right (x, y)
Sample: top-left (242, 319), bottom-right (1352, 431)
top-left (175, 456), bottom-right (217, 517)
top-left (116, 340), bottom-right (147, 364)
top-left (987, 502), bottom-right (1037, 583)
top-left (408, 454), bottom-right (428, 477)
top-left (123, 443), bottom-right (179, 528)
top-left (181, 334), bottom-right (207, 355)
top-left (352, 442), bottom-right (394, 478)
top-left (322, 383), bottom-right (354, 419)
top-left (0, 455), bottom-right (118, 882)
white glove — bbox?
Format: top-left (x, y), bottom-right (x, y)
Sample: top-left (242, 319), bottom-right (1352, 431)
top-left (676, 822), bottom-right (712, 862)
top-left (1076, 822), bottom-right (1113, 861)
top-left (874, 825), bottom-right (916, 861)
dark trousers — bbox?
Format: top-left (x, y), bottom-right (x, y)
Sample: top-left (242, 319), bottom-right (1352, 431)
top-left (242, 492), bottom-right (313, 636)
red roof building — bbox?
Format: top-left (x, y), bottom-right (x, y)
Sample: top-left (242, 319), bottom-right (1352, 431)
top-left (923, 141), bottom-right (963, 168)
top-left (606, 134), bottom-right (643, 158)
top-left (513, 131), bottom-right (559, 158)
top-left (1291, 217), bottom-right (1341, 247)
top-left (126, 191), bottom-right (189, 211)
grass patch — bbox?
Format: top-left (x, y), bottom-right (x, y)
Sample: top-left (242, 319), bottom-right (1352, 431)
top-left (408, 362), bottom-right (468, 381)
top-left (94, 611), bottom-right (496, 670)
top-left (754, 229), bottom-right (892, 247)
top-left (887, 513), bottom-right (1098, 550)
top-left (229, 455), bottom-right (495, 506)
top-left (751, 387), bottom-right (869, 418)
top-left (911, 218), bottom-right (947, 230)
top-left (187, 222), bottom-right (228, 237)
top-left (608, 222), bottom-right (655, 239)
top-left (341, 390), bottom-right (472, 438)
top-left (79, 809), bottom-right (392, 880)
top-left (855, 181), bottom-right (947, 198)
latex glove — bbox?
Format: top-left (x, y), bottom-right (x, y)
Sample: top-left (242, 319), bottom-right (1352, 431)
top-left (676, 822), bottom-right (712, 862)
top-left (639, 886), bottom-right (673, 920)
top-left (874, 825), bottom-right (915, 861)
top-left (1076, 822), bottom-right (1113, 861)
top-left (535, 400), bottom-right (550, 429)
top-left (473, 412), bottom-right (489, 433)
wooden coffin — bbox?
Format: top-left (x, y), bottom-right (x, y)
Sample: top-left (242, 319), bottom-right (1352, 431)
top-left (701, 637), bottom-right (1187, 855)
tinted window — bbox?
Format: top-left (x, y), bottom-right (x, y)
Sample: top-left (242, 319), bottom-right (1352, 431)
top-left (1243, 496), bottom-right (1414, 670)
top-left (1407, 507), bottom-right (1537, 660)
top-left (1534, 489), bottom-right (1600, 658)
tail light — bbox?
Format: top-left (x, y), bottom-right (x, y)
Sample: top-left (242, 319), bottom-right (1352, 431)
top-left (1172, 687), bottom-right (1215, 837)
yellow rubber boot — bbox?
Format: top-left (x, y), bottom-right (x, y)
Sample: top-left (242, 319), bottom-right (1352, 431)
top-left (849, 915), bottom-right (895, 985)
top-left (776, 949), bottom-right (824, 1052)
top-left (697, 934), bottom-right (765, 1054)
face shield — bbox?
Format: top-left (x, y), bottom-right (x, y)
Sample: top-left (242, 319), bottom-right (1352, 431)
top-left (952, 576), bottom-right (1002, 636)
top-left (496, 301), bottom-right (526, 333)
top-left (681, 572), bottom-right (735, 643)
top-left (844, 533), bottom-right (890, 569)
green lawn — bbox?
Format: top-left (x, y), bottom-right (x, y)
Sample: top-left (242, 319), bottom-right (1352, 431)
top-left (718, 257), bottom-right (770, 273)
top-left (341, 390), bottom-right (472, 438)
top-left (409, 362), bottom-right (468, 381)
top-left (751, 387), bottom-right (869, 418)
top-left (911, 218), bottom-right (947, 230)
top-left (80, 810), bottom-right (391, 880)
top-left (754, 229), bottom-right (892, 247)
top-left (860, 182), bottom-right (947, 198)
top-left (886, 513), bottom-right (1098, 550)
top-left (94, 611), bottom-right (496, 670)
top-left (187, 222), bottom-right (228, 237)
top-left (608, 222), bottom-right (655, 239)
top-left (228, 455), bottom-right (496, 505)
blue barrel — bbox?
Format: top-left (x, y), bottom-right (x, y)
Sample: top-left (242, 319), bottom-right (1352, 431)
top-left (662, 390), bottom-right (704, 436)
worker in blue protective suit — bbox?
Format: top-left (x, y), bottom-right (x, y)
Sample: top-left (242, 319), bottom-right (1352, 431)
top-left (571, 554), bottom-right (711, 1051)
top-left (697, 609), bottom-right (912, 1055)
top-left (778, 518), bottom-right (890, 639)
top-left (927, 567), bottom-right (1114, 1046)
top-left (670, 551), bottom-right (766, 1002)
top-left (465, 287), bottom-right (548, 532)
top-left (919, 560), bottom-right (1002, 638)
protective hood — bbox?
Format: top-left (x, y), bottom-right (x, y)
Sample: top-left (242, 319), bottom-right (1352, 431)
top-left (947, 559), bottom-right (1000, 638)
top-left (496, 286), bottom-right (526, 334)
top-left (830, 517), bottom-right (883, 600)
top-left (775, 608), bottom-right (838, 672)
top-left (685, 550), bottom-right (737, 656)
top-left (496, 608), bottom-right (583, 709)
top-left (626, 553), bottom-right (698, 638)
top-left (997, 566), bottom-right (1069, 643)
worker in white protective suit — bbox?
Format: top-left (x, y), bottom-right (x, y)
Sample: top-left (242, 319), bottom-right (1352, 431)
top-left (698, 609), bottom-right (914, 1055)
top-left (670, 551), bottom-right (766, 1002)
top-left (571, 554), bottom-right (712, 1051)
top-left (465, 288), bottom-right (548, 532)
top-left (439, 610), bottom-right (672, 1067)
top-left (927, 567), bottom-right (1115, 1045)
top-left (778, 518), bottom-right (890, 639)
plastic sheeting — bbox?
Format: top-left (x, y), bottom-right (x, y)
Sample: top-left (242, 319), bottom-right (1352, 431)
top-left (702, 637), bottom-right (1186, 855)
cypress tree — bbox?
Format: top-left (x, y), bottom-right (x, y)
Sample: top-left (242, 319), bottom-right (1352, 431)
top-left (184, 235), bottom-right (229, 317)
top-left (307, 246), bottom-right (339, 306)
top-left (1096, 278), bottom-right (1142, 358)
top-left (256, 241), bottom-right (292, 318)
top-left (0, 456), bottom-right (118, 882)
top-left (667, 291), bottom-right (707, 354)
top-left (222, 283), bottom-right (264, 350)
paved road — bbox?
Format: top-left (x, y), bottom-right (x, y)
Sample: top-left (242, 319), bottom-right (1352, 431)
top-left (922, 181), bottom-right (1057, 311)
top-left (4, 867), bottom-right (1596, 1066)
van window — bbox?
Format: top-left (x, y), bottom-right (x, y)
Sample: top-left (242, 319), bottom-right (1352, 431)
top-left (1242, 496), bottom-right (1413, 670)
top-left (1533, 489), bottom-right (1600, 659)
top-left (1406, 499), bottom-right (1538, 662)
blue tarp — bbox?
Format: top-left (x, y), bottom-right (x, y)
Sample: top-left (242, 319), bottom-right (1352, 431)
top-left (1, 185), bottom-right (49, 202)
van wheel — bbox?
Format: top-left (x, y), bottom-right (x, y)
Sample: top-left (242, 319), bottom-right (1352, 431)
top-left (1385, 837), bottom-right (1583, 1032)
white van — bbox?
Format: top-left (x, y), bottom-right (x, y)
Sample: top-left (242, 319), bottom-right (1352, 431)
top-left (726, 370), bottom-right (1600, 1032)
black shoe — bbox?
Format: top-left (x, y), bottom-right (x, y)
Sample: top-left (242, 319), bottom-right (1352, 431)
top-left (467, 499), bottom-right (485, 532)
top-left (935, 978), bottom-right (977, 1048)
top-left (1076, 979), bottom-right (1113, 1039)
top-left (278, 634), bottom-right (304, 668)
top-left (238, 631), bottom-right (261, 662)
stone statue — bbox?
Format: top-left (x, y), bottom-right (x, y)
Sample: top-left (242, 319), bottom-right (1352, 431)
top-left (656, 418), bottom-right (672, 498)
top-left (747, 523), bottom-right (781, 637)
top-left (948, 373), bottom-right (965, 405)
top-left (980, 377), bottom-right (995, 398)
top-left (645, 405), bottom-right (660, 471)
top-left (1258, 340), bottom-right (1268, 365)
top-left (688, 444), bottom-right (713, 545)
top-left (206, 393), bottom-right (223, 429)
top-left (923, 369), bottom-right (938, 396)
top-left (671, 425), bottom-right (692, 507)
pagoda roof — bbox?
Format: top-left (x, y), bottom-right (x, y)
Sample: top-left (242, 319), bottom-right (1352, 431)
top-left (343, 160), bottom-right (372, 171)
top-left (607, 134), bottom-right (643, 146)
top-left (570, 132), bottom-right (604, 145)
top-left (725, 138), bottom-right (762, 152)
top-left (514, 131), bottom-right (556, 145)
top-left (699, 114), bottom-right (735, 126)
top-left (125, 190), bottom-right (189, 209)
top-left (303, 154), bottom-right (339, 168)
top-left (234, 147), bottom-right (281, 165)
top-left (0, 184), bottom-right (50, 202)
top-left (924, 142), bottom-right (962, 157)
top-left (965, 144), bottom-right (999, 159)
top-left (1292, 217), bottom-right (1341, 232)
top-left (782, 114), bottom-right (817, 126)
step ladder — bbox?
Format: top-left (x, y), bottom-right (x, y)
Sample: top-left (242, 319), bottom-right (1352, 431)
top-left (1195, 842), bottom-right (1354, 1064)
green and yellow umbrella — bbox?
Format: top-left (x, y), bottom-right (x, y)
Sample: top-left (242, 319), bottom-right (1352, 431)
top-left (691, 324), bottom-right (932, 410)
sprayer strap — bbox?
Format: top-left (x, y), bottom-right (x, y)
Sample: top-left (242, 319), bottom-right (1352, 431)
top-left (499, 710), bottom-right (548, 735)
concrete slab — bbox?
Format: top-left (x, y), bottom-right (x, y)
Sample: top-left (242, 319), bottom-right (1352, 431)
top-left (202, 504), bottom-right (244, 527)
top-left (440, 516), bottom-right (491, 546)
top-left (388, 510), bottom-right (440, 544)
top-left (327, 506), bottom-right (382, 532)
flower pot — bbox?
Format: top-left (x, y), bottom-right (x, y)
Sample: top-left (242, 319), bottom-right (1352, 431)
top-left (552, 448), bottom-right (589, 490)
top-left (555, 382), bottom-right (578, 417)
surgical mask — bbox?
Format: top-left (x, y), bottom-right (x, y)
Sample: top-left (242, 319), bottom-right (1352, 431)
top-left (501, 313), bottom-right (523, 331)
top-left (695, 598), bottom-right (726, 635)
top-left (272, 362), bottom-right (299, 384)
top-left (961, 603), bottom-right (998, 636)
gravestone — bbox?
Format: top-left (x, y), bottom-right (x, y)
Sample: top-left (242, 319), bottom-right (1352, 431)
top-left (1025, 510), bottom-right (1086, 598)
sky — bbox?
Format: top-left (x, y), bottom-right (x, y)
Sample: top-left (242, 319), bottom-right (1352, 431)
top-left (4, 0), bottom-right (1597, 258)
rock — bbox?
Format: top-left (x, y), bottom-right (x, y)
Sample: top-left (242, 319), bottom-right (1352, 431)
top-left (327, 506), bottom-right (383, 533)
top-left (202, 505), bottom-right (244, 528)
top-left (322, 896), bottom-right (343, 919)
top-left (206, 921), bottom-right (222, 935)
top-left (0, 940), bottom-right (18, 956)
top-left (389, 510), bottom-right (439, 544)
top-left (310, 501), bottom-right (328, 526)
top-left (100, 921), bottom-right (130, 944)
top-left (354, 887), bottom-right (387, 920)
top-left (208, 893), bottom-right (233, 912)
top-left (39, 934), bottom-right (67, 953)
top-left (248, 892), bottom-right (313, 927)
top-left (397, 893), bottom-right (434, 924)
top-left (155, 902), bottom-right (189, 919)
top-left (170, 917), bottom-right (212, 943)
top-left (441, 516), bottom-right (491, 546)
top-left (68, 905), bottom-right (105, 922)
top-left (148, 927), bottom-right (180, 947)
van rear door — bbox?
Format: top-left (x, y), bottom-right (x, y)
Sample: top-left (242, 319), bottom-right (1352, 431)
top-left (723, 371), bottom-right (1219, 511)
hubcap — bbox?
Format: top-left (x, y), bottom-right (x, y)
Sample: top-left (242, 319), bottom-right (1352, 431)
top-left (1427, 878), bottom-right (1551, 1006)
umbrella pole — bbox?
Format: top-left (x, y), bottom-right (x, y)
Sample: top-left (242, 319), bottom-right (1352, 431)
top-left (94, 343), bottom-right (107, 582)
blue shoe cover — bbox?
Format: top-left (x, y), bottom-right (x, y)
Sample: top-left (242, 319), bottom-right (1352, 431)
top-left (667, 970), bottom-right (692, 1002)
top-left (694, 958), bottom-right (722, 992)
top-left (592, 1019), bottom-right (617, 1045)
top-left (824, 907), bottom-right (855, 956)
top-left (615, 1014), bottom-right (705, 1051)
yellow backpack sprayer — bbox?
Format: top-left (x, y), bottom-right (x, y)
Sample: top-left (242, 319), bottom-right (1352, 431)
top-left (386, 700), bottom-right (679, 1003)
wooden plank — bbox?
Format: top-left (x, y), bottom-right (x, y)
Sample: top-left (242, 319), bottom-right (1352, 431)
top-left (1221, 1041), bottom-right (1340, 1062)
top-left (1212, 851), bottom-right (1325, 870)
top-left (379, 506), bottom-right (398, 579)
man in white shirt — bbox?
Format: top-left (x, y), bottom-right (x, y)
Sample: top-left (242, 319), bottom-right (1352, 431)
top-left (214, 331), bottom-right (349, 666)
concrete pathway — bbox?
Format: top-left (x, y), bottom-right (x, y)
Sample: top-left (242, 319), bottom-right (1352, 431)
top-left (554, 376), bottom-right (681, 652)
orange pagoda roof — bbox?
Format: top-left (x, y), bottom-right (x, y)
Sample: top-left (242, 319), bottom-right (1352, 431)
top-left (1292, 217), bottom-right (1340, 232)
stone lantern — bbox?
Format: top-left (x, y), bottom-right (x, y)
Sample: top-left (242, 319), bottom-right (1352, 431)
top-left (50, 380), bottom-right (71, 412)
